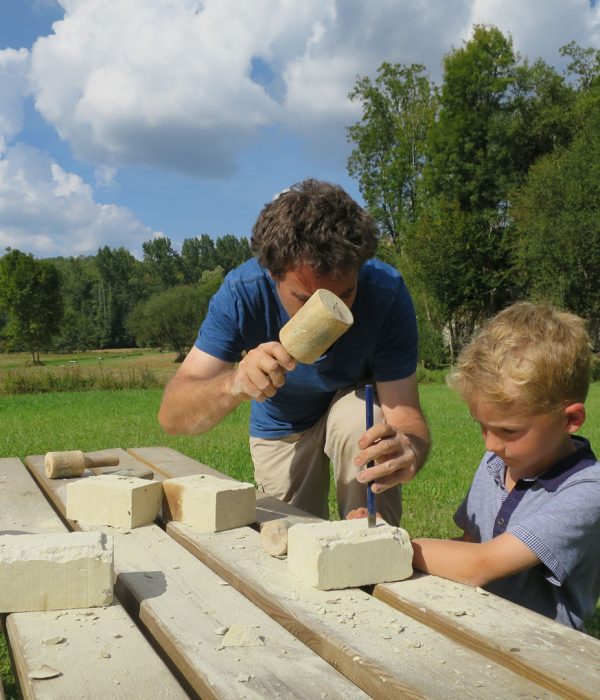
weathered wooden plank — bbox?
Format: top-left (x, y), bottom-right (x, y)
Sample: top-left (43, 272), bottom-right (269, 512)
top-left (7, 606), bottom-right (188, 700)
top-left (167, 520), bottom-right (559, 700)
top-left (135, 447), bottom-right (598, 700)
top-left (23, 453), bottom-right (369, 700)
top-left (130, 447), bottom-right (572, 692)
top-left (375, 575), bottom-right (600, 700)
top-left (0, 457), bottom-right (188, 700)
top-left (0, 457), bottom-right (65, 535)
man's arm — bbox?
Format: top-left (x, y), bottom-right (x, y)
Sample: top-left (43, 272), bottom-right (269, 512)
top-left (411, 532), bottom-right (541, 587)
top-left (355, 374), bottom-right (431, 493)
top-left (158, 344), bottom-right (295, 435)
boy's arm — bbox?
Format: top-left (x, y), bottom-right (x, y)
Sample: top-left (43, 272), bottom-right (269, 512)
top-left (411, 533), bottom-right (541, 588)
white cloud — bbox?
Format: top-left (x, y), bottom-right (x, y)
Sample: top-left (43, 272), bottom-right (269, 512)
top-left (1, 0), bottom-right (600, 258)
top-left (25, 0), bottom-right (479, 174)
top-left (0, 143), bottom-right (156, 257)
top-left (21, 0), bottom-right (600, 177)
top-left (0, 49), bottom-right (30, 154)
top-left (468, 0), bottom-right (600, 68)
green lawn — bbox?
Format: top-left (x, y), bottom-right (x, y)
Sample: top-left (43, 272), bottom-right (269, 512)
top-left (1, 382), bottom-right (599, 696)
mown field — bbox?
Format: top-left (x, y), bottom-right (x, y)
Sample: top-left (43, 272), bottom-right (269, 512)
top-left (1, 351), bottom-right (599, 696)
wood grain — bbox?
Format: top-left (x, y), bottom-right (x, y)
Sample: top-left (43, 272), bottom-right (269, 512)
top-left (0, 457), bottom-right (186, 700)
top-left (23, 452), bottom-right (368, 700)
top-left (375, 574), bottom-right (600, 700)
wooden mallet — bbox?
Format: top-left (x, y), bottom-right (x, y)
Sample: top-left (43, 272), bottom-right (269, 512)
top-left (279, 288), bottom-right (353, 364)
top-left (259, 289), bottom-right (353, 557)
top-left (45, 450), bottom-right (121, 479)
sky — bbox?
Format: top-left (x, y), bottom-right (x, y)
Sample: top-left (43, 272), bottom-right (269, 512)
top-left (0, 0), bottom-right (599, 259)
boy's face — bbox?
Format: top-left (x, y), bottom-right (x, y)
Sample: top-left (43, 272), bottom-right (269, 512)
top-left (468, 397), bottom-right (583, 479)
top-left (273, 263), bottom-right (358, 318)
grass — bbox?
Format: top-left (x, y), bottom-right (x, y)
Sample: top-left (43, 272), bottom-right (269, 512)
top-left (1, 359), bottom-right (599, 695)
top-left (0, 349), bottom-right (176, 395)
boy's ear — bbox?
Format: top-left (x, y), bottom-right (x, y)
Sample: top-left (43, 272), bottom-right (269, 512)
top-left (564, 403), bottom-right (586, 433)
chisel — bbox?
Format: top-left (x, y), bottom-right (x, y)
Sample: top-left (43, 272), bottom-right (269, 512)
top-left (364, 383), bottom-right (376, 528)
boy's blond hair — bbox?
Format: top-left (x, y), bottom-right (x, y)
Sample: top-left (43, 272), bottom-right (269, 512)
top-left (449, 302), bottom-right (592, 412)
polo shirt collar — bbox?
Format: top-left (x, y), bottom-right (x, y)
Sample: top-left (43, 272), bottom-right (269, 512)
top-left (486, 436), bottom-right (596, 493)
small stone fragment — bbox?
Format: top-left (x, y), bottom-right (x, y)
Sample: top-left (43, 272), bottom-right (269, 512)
top-left (28, 665), bottom-right (61, 680)
top-left (222, 624), bottom-right (265, 647)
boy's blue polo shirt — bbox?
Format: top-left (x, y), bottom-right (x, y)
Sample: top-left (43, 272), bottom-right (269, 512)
top-left (196, 257), bottom-right (418, 438)
top-left (454, 436), bottom-right (600, 629)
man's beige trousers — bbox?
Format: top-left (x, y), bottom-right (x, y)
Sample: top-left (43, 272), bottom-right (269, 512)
top-left (250, 385), bottom-right (402, 525)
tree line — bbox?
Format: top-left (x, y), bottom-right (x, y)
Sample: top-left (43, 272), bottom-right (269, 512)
top-left (347, 25), bottom-right (600, 363)
top-left (0, 235), bottom-right (250, 363)
top-left (1, 25), bottom-right (599, 367)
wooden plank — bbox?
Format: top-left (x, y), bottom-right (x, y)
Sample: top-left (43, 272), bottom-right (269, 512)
top-left (23, 453), bottom-right (369, 700)
top-left (0, 458), bottom-right (65, 535)
top-left (0, 457), bottom-right (188, 700)
top-left (135, 447), bottom-right (599, 700)
top-left (375, 575), bottom-right (600, 700)
top-left (167, 520), bottom-right (561, 699)
top-left (129, 447), bottom-right (572, 692)
top-left (7, 606), bottom-right (188, 700)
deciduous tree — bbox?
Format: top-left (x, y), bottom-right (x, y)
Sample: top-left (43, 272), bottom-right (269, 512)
top-left (0, 249), bottom-right (63, 363)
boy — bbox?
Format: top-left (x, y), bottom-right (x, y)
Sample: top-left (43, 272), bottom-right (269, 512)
top-left (352, 302), bottom-right (600, 630)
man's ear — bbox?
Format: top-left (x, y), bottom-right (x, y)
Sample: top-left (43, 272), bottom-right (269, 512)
top-left (564, 403), bottom-right (586, 433)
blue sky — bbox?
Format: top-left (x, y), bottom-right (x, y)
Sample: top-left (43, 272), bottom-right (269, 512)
top-left (1, 0), bottom-right (599, 259)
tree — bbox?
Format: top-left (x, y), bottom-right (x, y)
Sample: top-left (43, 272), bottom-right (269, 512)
top-left (127, 268), bottom-right (223, 361)
top-left (142, 237), bottom-right (182, 292)
top-left (406, 26), bottom-right (574, 353)
top-left (181, 234), bottom-right (217, 283)
top-left (347, 63), bottom-right (437, 244)
top-left (512, 80), bottom-right (600, 346)
top-left (213, 235), bottom-right (252, 274)
top-left (95, 246), bottom-right (144, 348)
top-left (560, 41), bottom-right (600, 90)
top-left (0, 249), bottom-right (63, 363)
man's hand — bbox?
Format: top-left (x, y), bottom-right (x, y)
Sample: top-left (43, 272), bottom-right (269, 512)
top-left (354, 422), bottom-right (419, 494)
top-left (230, 342), bottom-right (296, 401)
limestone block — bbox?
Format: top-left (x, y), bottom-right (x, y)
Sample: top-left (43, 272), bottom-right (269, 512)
top-left (0, 531), bottom-right (113, 612)
top-left (163, 474), bottom-right (256, 532)
top-left (66, 474), bottom-right (163, 528)
top-left (287, 519), bottom-right (413, 590)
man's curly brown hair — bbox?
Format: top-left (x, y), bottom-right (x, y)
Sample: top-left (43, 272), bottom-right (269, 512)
top-left (250, 179), bottom-right (378, 278)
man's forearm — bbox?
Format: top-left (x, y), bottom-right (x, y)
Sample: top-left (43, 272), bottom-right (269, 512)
top-left (158, 370), bottom-right (243, 435)
top-left (407, 423), bottom-right (431, 473)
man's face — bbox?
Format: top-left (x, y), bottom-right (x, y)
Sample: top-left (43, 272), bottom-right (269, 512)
top-left (273, 263), bottom-right (358, 318)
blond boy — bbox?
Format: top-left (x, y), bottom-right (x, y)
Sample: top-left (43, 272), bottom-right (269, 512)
top-left (351, 302), bottom-right (600, 629)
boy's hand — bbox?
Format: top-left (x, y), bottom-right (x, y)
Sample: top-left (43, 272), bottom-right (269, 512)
top-left (354, 422), bottom-right (419, 493)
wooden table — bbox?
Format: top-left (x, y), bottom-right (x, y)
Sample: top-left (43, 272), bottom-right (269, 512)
top-left (0, 446), bottom-right (598, 699)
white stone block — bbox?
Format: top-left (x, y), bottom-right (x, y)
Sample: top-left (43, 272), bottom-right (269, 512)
top-left (0, 531), bottom-right (113, 612)
top-left (287, 519), bottom-right (413, 590)
top-left (66, 475), bottom-right (163, 528)
top-left (163, 474), bottom-right (256, 532)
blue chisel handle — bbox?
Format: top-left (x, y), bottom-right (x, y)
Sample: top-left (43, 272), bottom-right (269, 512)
top-left (365, 383), bottom-right (376, 518)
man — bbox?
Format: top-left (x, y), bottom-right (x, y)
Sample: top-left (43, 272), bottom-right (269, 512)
top-left (159, 179), bottom-right (430, 524)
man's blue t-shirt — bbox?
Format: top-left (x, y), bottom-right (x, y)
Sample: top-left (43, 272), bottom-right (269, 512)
top-left (196, 257), bottom-right (418, 438)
